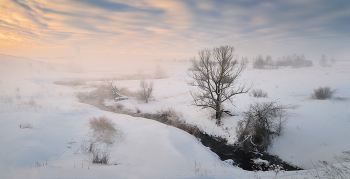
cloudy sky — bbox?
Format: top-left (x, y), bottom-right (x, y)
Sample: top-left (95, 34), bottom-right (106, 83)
top-left (1, 0), bottom-right (349, 65)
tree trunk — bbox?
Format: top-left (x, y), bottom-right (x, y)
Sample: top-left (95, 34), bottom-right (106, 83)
top-left (215, 103), bottom-right (222, 125)
top-left (215, 95), bottom-right (222, 125)
top-left (216, 111), bottom-right (222, 124)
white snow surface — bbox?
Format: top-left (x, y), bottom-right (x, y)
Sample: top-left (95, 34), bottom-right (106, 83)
top-left (1, 54), bottom-right (350, 178)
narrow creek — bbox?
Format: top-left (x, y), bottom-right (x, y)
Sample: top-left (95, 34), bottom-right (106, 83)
top-left (78, 95), bottom-right (302, 171)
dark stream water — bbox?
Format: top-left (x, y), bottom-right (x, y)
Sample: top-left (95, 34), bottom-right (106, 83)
top-left (199, 133), bottom-right (302, 171)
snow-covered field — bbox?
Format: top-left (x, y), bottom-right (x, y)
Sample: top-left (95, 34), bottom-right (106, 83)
top-left (1, 54), bottom-right (350, 179)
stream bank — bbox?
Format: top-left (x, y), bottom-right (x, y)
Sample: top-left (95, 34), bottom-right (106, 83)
top-left (77, 94), bottom-right (302, 171)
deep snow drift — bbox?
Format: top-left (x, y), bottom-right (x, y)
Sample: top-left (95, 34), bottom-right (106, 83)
top-left (0, 54), bottom-right (349, 178)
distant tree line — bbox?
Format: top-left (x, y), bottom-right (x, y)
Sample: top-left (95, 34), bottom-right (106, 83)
top-left (253, 54), bottom-right (313, 69)
top-left (253, 54), bottom-right (337, 69)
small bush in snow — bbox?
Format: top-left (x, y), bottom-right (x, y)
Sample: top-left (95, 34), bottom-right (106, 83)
top-left (137, 79), bottom-right (153, 103)
top-left (156, 108), bottom-right (182, 126)
top-left (114, 103), bottom-right (124, 111)
top-left (91, 149), bottom-right (109, 164)
top-left (19, 122), bottom-right (34, 129)
top-left (311, 86), bottom-right (335, 100)
top-left (102, 77), bottom-right (122, 99)
top-left (251, 89), bottom-right (268, 98)
top-left (236, 101), bottom-right (291, 151)
top-left (89, 116), bottom-right (117, 144)
top-left (156, 108), bottom-right (201, 137)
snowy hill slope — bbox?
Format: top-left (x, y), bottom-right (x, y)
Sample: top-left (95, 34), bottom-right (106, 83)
top-left (0, 55), bottom-right (350, 178)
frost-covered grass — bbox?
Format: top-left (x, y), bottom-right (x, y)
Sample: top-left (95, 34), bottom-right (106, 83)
top-left (0, 54), bottom-right (350, 178)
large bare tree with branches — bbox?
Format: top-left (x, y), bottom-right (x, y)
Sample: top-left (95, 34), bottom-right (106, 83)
top-left (188, 45), bottom-right (251, 125)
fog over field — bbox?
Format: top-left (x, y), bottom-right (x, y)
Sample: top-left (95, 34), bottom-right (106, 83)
top-left (1, 0), bottom-right (350, 178)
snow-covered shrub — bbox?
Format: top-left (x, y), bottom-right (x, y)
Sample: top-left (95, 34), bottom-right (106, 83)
top-left (114, 103), bottom-right (124, 111)
top-left (251, 89), bottom-right (268, 98)
top-left (236, 101), bottom-right (290, 151)
top-left (91, 149), bottom-right (109, 164)
top-left (311, 86), bottom-right (335, 100)
top-left (77, 82), bottom-right (130, 106)
top-left (81, 142), bottom-right (110, 164)
top-left (102, 77), bottom-right (122, 99)
top-left (19, 122), bottom-right (33, 129)
top-left (137, 79), bottom-right (153, 103)
top-left (156, 108), bottom-right (182, 125)
top-left (89, 116), bottom-right (118, 144)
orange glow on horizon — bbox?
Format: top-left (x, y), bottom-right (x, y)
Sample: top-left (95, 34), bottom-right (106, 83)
top-left (0, 0), bottom-right (349, 63)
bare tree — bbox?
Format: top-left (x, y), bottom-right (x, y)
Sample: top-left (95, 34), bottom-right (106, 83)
top-left (330, 56), bottom-right (336, 65)
top-left (137, 79), bottom-right (154, 103)
top-left (103, 77), bottom-right (121, 99)
top-left (319, 54), bottom-right (329, 67)
top-left (188, 45), bottom-right (251, 125)
top-left (102, 78), bottom-right (128, 101)
top-left (253, 55), bottom-right (266, 69)
top-left (241, 56), bottom-right (249, 64)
